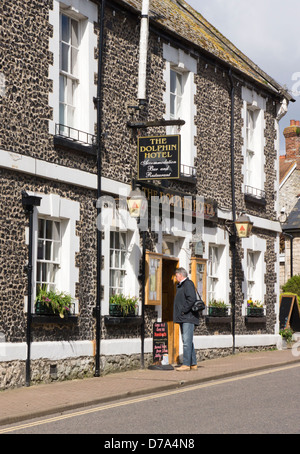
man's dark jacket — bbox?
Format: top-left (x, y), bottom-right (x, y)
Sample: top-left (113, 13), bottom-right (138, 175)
top-left (173, 277), bottom-right (199, 325)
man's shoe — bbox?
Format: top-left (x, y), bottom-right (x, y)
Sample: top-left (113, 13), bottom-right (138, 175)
top-left (190, 365), bottom-right (198, 370)
top-left (175, 365), bottom-right (190, 371)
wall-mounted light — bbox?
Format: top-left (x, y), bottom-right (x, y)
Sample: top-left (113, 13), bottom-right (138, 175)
top-left (127, 187), bottom-right (147, 219)
top-left (234, 213), bottom-right (253, 238)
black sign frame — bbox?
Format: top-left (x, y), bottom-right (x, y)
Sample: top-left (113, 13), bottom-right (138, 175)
top-left (138, 135), bottom-right (180, 180)
top-left (153, 322), bottom-right (168, 364)
top-left (279, 293), bottom-right (300, 331)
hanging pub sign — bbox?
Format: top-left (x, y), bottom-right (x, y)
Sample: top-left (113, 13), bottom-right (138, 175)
top-left (138, 135), bottom-right (180, 180)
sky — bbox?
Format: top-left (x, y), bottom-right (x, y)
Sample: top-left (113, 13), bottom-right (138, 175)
top-left (186, 0), bottom-right (300, 155)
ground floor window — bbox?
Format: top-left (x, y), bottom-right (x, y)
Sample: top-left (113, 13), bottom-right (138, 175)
top-left (109, 231), bottom-right (127, 296)
top-left (36, 218), bottom-right (61, 293)
top-left (207, 245), bottom-right (220, 302)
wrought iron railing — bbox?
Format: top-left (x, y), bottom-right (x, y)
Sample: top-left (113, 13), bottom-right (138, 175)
top-left (180, 163), bottom-right (196, 178)
top-left (55, 123), bottom-right (96, 146)
top-left (244, 185), bottom-right (266, 200)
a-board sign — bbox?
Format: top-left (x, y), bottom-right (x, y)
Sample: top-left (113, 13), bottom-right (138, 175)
top-left (153, 322), bottom-right (168, 364)
top-left (279, 294), bottom-right (300, 331)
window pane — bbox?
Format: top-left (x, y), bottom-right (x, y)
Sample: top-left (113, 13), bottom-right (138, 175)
top-left (59, 75), bottom-right (66, 102)
top-left (37, 240), bottom-right (44, 260)
top-left (71, 19), bottom-right (79, 47)
top-left (36, 262), bottom-right (41, 282)
top-left (53, 242), bottom-right (60, 262)
top-left (45, 241), bottom-right (52, 260)
top-left (61, 42), bottom-right (69, 72)
top-left (120, 233), bottom-right (126, 250)
top-left (59, 103), bottom-right (66, 127)
top-left (170, 94), bottom-right (175, 117)
top-left (42, 263), bottom-right (47, 282)
top-left (110, 232), bottom-right (114, 248)
top-left (71, 47), bottom-right (78, 76)
top-left (38, 219), bottom-right (44, 239)
top-left (46, 221), bottom-right (53, 239)
top-left (67, 106), bottom-right (75, 129)
top-left (61, 14), bottom-right (70, 43)
top-left (53, 222), bottom-right (60, 241)
top-left (170, 70), bottom-right (176, 94)
top-left (121, 252), bottom-right (126, 268)
top-left (115, 250), bottom-right (120, 268)
top-left (67, 78), bottom-right (74, 105)
top-left (176, 73), bottom-right (183, 96)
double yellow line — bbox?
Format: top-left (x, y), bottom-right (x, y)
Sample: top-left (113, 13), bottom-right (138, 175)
top-left (1, 363), bottom-right (300, 434)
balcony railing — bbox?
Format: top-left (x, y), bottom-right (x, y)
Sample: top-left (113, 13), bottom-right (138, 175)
top-left (180, 164), bottom-right (196, 178)
top-left (244, 185), bottom-right (266, 200)
top-left (55, 123), bottom-right (96, 146)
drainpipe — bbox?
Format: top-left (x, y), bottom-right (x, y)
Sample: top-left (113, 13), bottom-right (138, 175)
top-left (94, 0), bottom-right (105, 378)
top-left (22, 191), bottom-right (42, 387)
top-left (137, 0), bottom-right (150, 105)
top-left (228, 68), bottom-right (237, 355)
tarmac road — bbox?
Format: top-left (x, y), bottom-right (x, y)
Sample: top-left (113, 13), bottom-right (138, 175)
top-left (2, 362), bottom-right (300, 435)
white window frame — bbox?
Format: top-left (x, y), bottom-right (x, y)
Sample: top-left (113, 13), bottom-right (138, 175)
top-left (247, 251), bottom-right (257, 301)
top-left (242, 87), bottom-right (266, 195)
top-left (163, 45), bottom-right (197, 169)
top-left (36, 218), bottom-right (62, 293)
top-left (109, 231), bottom-right (127, 296)
top-left (242, 235), bottom-right (267, 315)
top-left (49, 0), bottom-right (97, 140)
top-left (207, 245), bottom-right (219, 302)
top-left (59, 13), bottom-right (80, 133)
top-left (30, 194), bottom-right (80, 313)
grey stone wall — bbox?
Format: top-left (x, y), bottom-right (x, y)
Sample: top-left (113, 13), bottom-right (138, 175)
top-left (0, 0), bottom-right (281, 386)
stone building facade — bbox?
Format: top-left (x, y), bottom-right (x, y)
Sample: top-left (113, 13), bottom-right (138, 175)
top-left (0, 0), bottom-right (293, 389)
top-left (279, 120), bottom-right (300, 286)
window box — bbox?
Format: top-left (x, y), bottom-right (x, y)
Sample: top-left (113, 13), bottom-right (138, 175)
top-left (104, 316), bottom-right (143, 326)
top-left (208, 306), bottom-right (229, 317)
top-left (32, 314), bottom-right (78, 325)
top-left (205, 316), bottom-right (231, 325)
top-left (35, 300), bottom-right (75, 317)
top-left (245, 316), bottom-right (266, 324)
top-left (108, 295), bottom-right (139, 317)
top-left (247, 307), bottom-right (264, 317)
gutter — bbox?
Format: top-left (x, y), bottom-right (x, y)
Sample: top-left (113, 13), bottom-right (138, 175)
top-left (137, 0), bottom-right (150, 104)
top-left (94, 0), bottom-right (106, 378)
top-left (228, 68), bottom-right (237, 355)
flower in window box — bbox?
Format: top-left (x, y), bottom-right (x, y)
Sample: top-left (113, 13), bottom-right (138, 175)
top-left (35, 286), bottom-right (74, 318)
top-left (247, 299), bottom-right (264, 316)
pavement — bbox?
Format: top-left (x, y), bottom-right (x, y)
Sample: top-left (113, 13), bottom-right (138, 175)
top-left (1, 348), bottom-right (300, 427)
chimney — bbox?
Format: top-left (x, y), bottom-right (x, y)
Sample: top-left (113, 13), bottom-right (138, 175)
top-left (283, 119), bottom-right (300, 159)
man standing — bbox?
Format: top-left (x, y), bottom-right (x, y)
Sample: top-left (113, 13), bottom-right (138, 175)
top-left (173, 267), bottom-right (199, 371)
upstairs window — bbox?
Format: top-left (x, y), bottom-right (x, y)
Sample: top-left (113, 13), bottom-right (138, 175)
top-left (59, 13), bottom-right (80, 133)
top-left (170, 69), bottom-right (183, 127)
top-left (163, 45), bottom-right (197, 171)
top-left (242, 88), bottom-right (266, 199)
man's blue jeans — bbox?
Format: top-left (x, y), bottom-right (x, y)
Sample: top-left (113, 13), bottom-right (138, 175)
top-left (180, 323), bottom-right (197, 366)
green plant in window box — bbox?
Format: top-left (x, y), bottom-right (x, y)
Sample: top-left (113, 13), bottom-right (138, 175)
top-left (109, 294), bottom-right (138, 317)
top-left (35, 286), bottom-right (74, 318)
top-left (208, 300), bottom-right (229, 317)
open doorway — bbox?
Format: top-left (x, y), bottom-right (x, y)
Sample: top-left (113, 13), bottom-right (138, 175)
top-left (162, 257), bottom-right (179, 365)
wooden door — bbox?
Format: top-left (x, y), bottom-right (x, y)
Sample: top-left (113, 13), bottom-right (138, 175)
top-left (162, 258), bottom-right (179, 364)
